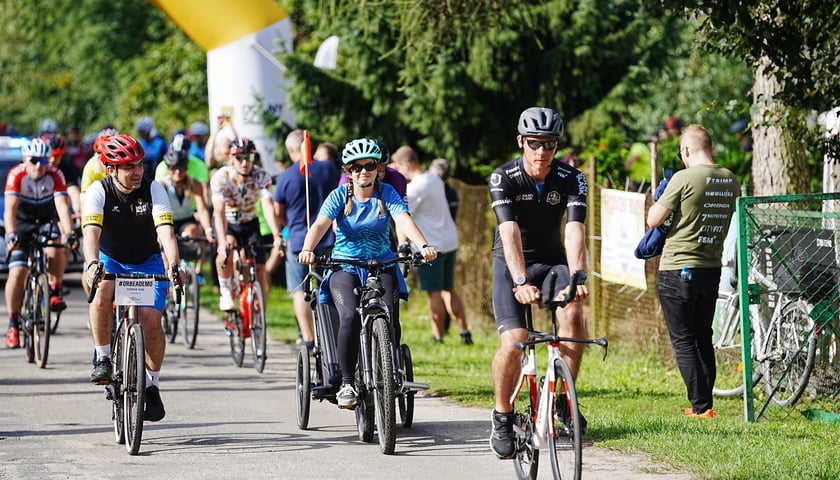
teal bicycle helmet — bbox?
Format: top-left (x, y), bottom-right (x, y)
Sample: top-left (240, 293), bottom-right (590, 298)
top-left (341, 138), bottom-right (381, 165)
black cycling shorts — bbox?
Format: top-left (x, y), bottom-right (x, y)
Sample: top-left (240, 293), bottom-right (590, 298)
top-left (492, 257), bottom-right (570, 333)
top-left (226, 218), bottom-right (267, 264)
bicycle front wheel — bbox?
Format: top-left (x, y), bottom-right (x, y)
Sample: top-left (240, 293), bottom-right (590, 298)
top-left (123, 323), bottom-right (146, 455)
top-left (112, 325), bottom-right (126, 445)
top-left (763, 300), bottom-right (816, 407)
top-left (181, 264), bottom-right (200, 349)
top-left (249, 282), bottom-right (267, 373)
top-left (372, 316), bottom-right (396, 454)
top-left (32, 272), bottom-right (51, 368)
top-left (549, 357), bottom-right (582, 480)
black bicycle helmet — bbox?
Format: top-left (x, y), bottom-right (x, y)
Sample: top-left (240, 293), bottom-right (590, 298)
top-left (165, 133), bottom-right (190, 168)
top-left (517, 107), bottom-right (564, 138)
top-left (229, 137), bottom-right (257, 156)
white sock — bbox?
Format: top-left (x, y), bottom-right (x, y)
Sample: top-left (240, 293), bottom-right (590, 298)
top-left (95, 345), bottom-right (111, 360)
top-left (146, 369), bottom-right (160, 387)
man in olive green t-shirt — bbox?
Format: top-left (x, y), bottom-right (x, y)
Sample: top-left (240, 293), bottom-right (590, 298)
top-left (647, 124), bottom-right (739, 418)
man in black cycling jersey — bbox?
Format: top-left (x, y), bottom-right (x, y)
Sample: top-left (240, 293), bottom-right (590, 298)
top-left (488, 107), bottom-right (589, 459)
top-left (82, 134), bottom-right (182, 423)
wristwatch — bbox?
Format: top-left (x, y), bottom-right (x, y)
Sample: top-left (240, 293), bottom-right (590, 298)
top-left (514, 275), bottom-right (528, 287)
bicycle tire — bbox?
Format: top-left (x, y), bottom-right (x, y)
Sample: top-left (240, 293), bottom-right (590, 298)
top-left (398, 343), bottom-right (415, 428)
top-left (355, 349), bottom-right (374, 443)
top-left (372, 317), bottom-right (396, 454)
top-left (228, 311), bottom-right (245, 367)
top-left (549, 357), bottom-right (582, 480)
top-left (295, 345), bottom-right (311, 430)
top-left (32, 272), bottom-right (51, 368)
top-left (49, 309), bottom-right (61, 334)
top-left (112, 324), bottom-right (126, 445)
top-left (124, 323), bottom-right (146, 455)
top-left (164, 300), bottom-right (178, 344)
top-left (21, 276), bottom-right (35, 364)
top-left (250, 281), bottom-right (267, 373)
top-left (181, 264), bottom-right (200, 349)
top-left (763, 300), bottom-right (816, 407)
top-left (712, 293), bottom-right (762, 397)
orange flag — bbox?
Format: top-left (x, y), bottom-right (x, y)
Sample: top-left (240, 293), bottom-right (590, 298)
top-left (299, 130), bottom-right (312, 176)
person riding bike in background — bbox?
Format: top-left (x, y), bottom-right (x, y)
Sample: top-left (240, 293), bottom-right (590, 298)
top-left (157, 135), bottom-right (215, 279)
top-left (82, 134), bottom-right (183, 422)
top-left (154, 132), bottom-right (210, 207)
top-left (210, 137), bottom-right (282, 312)
top-left (487, 107), bottom-right (589, 459)
top-left (4, 138), bottom-right (77, 348)
top-left (297, 138), bottom-right (437, 409)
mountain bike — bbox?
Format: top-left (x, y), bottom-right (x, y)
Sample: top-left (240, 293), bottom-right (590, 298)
top-left (7, 228), bottom-right (66, 368)
top-left (222, 242), bottom-right (270, 373)
top-left (311, 254), bottom-right (429, 455)
top-left (87, 266), bottom-right (180, 455)
top-left (163, 235), bottom-right (209, 349)
top-left (511, 270), bottom-right (608, 480)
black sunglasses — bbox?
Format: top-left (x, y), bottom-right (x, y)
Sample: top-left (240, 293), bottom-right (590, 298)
top-left (348, 162), bottom-right (378, 173)
top-left (28, 157), bottom-right (49, 165)
top-left (525, 139), bottom-right (558, 151)
top-left (234, 153), bottom-right (254, 163)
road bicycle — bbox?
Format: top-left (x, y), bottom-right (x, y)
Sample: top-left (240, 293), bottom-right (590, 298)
top-left (88, 265), bottom-right (180, 455)
top-left (6, 228), bottom-right (67, 368)
top-left (163, 235), bottom-right (209, 349)
top-left (222, 242), bottom-right (270, 373)
top-left (298, 254), bottom-right (429, 455)
top-left (510, 270), bottom-right (608, 480)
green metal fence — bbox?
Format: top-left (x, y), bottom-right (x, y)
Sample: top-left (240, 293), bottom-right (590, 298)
top-left (737, 192), bottom-right (840, 422)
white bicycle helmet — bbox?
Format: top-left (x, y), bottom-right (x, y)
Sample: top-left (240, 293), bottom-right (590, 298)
top-left (341, 138), bottom-right (382, 165)
top-left (517, 107), bottom-right (564, 138)
top-left (22, 138), bottom-right (52, 158)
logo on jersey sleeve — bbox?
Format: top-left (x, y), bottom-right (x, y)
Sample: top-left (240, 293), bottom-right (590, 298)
top-left (546, 191), bottom-right (561, 205)
top-left (490, 173), bottom-right (502, 186)
top-left (83, 212), bottom-right (103, 226)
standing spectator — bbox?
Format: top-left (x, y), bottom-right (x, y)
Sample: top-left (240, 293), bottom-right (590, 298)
top-left (274, 130), bottom-right (340, 347)
top-left (646, 124), bottom-right (739, 418)
top-left (392, 147), bottom-right (472, 344)
top-left (487, 107), bottom-right (589, 459)
top-left (188, 121), bottom-right (210, 162)
top-left (315, 142), bottom-right (341, 171)
top-left (136, 116), bottom-right (167, 181)
top-left (429, 158), bottom-right (459, 221)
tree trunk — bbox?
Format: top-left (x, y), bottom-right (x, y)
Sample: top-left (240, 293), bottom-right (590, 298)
top-left (751, 56), bottom-right (810, 196)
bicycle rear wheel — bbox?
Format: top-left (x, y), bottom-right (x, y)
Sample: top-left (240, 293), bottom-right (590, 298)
top-left (123, 323), bottom-right (146, 455)
top-left (763, 300), bottom-right (816, 407)
top-left (713, 293), bottom-right (761, 397)
top-left (355, 350), bottom-right (374, 443)
top-left (372, 317), bottom-right (396, 454)
top-left (181, 265), bottom-right (200, 349)
top-left (549, 357), bottom-right (582, 480)
top-left (32, 272), bottom-right (51, 368)
top-left (163, 300), bottom-right (178, 344)
top-left (398, 344), bottom-right (415, 428)
top-left (513, 407), bottom-right (539, 480)
top-left (249, 282), bottom-right (267, 373)
top-left (295, 345), bottom-right (312, 430)
top-left (227, 312), bottom-right (245, 367)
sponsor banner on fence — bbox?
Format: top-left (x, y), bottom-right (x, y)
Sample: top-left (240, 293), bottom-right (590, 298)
top-left (600, 189), bottom-right (647, 290)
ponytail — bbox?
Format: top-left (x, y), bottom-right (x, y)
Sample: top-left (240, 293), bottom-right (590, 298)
top-left (376, 179), bottom-right (385, 215)
top-left (343, 182), bottom-right (354, 216)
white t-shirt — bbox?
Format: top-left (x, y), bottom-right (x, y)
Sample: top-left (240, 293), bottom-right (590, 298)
top-left (406, 172), bottom-right (459, 253)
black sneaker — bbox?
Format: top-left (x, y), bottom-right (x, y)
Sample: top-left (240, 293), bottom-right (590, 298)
top-left (460, 330), bottom-right (473, 345)
top-left (144, 386), bottom-right (166, 422)
top-left (90, 358), bottom-right (112, 384)
top-left (489, 410), bottom-right (516, 459)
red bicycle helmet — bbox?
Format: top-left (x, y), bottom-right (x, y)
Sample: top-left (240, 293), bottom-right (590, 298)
top-left (229, 137), bottom-right (257, 156)
top-left (100, 134), bottom-right (145, 166)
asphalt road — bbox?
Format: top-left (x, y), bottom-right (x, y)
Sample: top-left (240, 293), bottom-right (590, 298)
top-left (0, 274), bottom-right (691, 479)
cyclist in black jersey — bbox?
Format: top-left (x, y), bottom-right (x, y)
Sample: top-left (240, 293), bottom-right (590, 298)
top-left (488, 107), bottom-right (589, 459)
top-left (82, 134), bottom-right (182, 423)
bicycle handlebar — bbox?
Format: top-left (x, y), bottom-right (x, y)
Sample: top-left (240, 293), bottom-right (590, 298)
top-left (87, 267), bottom-right (179, 305)
top-left (317, 252), bottom-right (428, 273)
top-left (542, 269), bottom-right (587, 309)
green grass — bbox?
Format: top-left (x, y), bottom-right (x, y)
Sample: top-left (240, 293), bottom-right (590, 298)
top-left (201, 279), bottom-right (840, 480)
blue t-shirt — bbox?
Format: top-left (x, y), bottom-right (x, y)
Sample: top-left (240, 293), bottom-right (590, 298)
top-left (188, 141), bottom-right (205, 162)
top-left (319, 182), bottom-right (408, 260)
top-left (139, 135), bottom-right (167, 163)
top-left (274, 160), bottom-right (341, 253)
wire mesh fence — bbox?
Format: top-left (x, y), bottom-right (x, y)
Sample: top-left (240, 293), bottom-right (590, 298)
top-left (737, 192), bottom-right (840, 422)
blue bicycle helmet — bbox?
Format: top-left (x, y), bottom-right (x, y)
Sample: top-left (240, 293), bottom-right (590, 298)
top-left (341, 138), bottom-right (381, 165)
top-left (22, 138), bottom-right (52, 158)
top-left (517, 107), bottom-right (564, 138)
